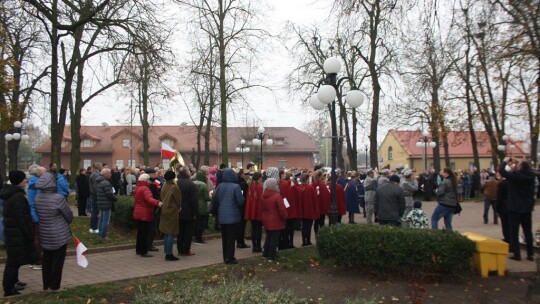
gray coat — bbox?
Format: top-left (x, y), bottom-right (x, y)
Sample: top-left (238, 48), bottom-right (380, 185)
top-left (436, 178), bottom-right (458, 208)
top-left (363, 175), bottom-right (376, 202)
top-left (35, 172), bottom-right (73, 250)
top-left (400, 178), bottom-right (418, 197)
top-left (374, 183), bottom-right (406, 221)
top-left (89, 170), bottom-right (100, 200)
top-left (96, 175), bottom-right (117, 210)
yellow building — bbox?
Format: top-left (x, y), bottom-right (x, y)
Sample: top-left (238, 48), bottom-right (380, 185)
top-left (378, 130), bottom-right (527, 171)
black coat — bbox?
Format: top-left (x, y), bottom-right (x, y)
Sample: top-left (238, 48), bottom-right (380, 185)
top-left (76, 173), bottom-right (90, 200)
top-left (499, 161), bottom-right (535, 213)
top-left (496, 179), bottom-right (508, 214)
top-left (0, 184), bottom-right (36, 265)
top-left (177, 175), bottom-right (198, 220)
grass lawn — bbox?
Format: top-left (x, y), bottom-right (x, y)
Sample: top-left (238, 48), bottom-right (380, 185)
top-left (0, 245), bottom-right (322, 304)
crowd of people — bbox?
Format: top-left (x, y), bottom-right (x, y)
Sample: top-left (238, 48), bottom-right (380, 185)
top-left (0, 156), bottom-right (537, 296)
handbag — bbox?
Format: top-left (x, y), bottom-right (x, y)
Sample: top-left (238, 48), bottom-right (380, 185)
top-left (454, 202), bottom-right (462, 215)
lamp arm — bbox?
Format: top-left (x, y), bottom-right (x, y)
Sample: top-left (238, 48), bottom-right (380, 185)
top-left (336, 76), bottom-right (357, 88)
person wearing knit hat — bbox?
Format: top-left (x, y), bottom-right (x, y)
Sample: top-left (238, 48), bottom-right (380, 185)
top-left (1, 170), bottom-right (34, 296)
top-left (261, 178), bottom-right (287, 261)
top-left (374, 173), bottom-right (405, 227)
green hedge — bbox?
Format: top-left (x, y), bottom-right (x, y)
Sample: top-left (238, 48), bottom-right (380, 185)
top-left (317, 224), bottom-right (476, 276)
top-left (112, 195), bottom-right (136, 229)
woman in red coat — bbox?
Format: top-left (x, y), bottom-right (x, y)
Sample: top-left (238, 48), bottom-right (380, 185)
top-left (280, 171), bottom-right (299, 249)
top-left (244, 172), bottom-right (263, 252)
top-left (133, 174), bottom-right (162, 257)
top-left (261, 178), bottom-right (287, 260)
top-left (296, 173), bottom-right (319, 246)
top-left (312, 170), bottom-right (331, 235)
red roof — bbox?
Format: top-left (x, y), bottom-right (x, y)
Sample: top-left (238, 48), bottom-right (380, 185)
top-left (391, 130), bottom-right (528, 158)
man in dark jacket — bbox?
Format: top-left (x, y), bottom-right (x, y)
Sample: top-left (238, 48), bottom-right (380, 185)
top-left (88, 162), bottom-right (103, 233)
top-left (75, 168), bottom-right (89, 216)
top-left (499, 157), bottom-right (536, 261)
top-left (176, 167), bottom-right (198, 256)
top-left (95, 168), bottom-right (117, 240)
top-left (1, 170), bottom-right (35, 296)
top-left (236, 168), bottom-right (250, 248)
top-left (374, 175), bottom-right (406, 226)
top-left (146, 168), bottom-right (161, 251)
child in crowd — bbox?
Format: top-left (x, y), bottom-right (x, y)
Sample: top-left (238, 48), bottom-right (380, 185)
top-left (403, 200), bottom-right (429, 229)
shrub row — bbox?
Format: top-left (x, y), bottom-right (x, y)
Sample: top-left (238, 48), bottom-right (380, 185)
top-left (317, 224), bottom-right (476, 276)
top-left (135, 279), bottom-right (307, 304)
top-left (111, 196), bottom-right (136, 229)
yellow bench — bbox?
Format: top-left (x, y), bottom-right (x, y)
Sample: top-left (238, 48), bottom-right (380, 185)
top-left (462, 232), bottom-right (509, 278)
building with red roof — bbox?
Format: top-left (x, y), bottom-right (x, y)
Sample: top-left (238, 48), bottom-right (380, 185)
top-left (378, 130), bottom-right (528, 171)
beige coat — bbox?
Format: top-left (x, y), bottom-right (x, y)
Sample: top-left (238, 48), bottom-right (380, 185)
top-left (159, 180), bottom-right (182, 235)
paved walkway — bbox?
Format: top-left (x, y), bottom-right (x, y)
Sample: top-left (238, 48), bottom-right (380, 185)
top-left (2, 200), bottom-right (538, 296)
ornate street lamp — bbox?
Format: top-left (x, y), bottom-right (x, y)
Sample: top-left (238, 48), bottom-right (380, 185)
top-left (5, 120), bottom-right (30, 170)
top-left (497, 134), bottom-right (515, 156)
top-left (310, 56), bottom-right (365, 225)
top-left (416, 130), bottom-right (436, 171)
top-left (235, 139), bottom-right (250, 168)
top-left (253, 127), bottom-right (273, 170)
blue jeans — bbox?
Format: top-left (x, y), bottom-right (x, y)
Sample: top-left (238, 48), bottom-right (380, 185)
top-left (163, 235), bottom-right (174, 255)
top-left (431, 204), bottom-right (454, 230)
top-left (98, 209), bottom-right (111, 238)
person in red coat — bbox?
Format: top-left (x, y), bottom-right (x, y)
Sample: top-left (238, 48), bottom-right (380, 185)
top-left (279, 171), bottom-right (299, 249)
top-left (261, 178), bottom-right (287, 260)
top-left (296, 173), bottom-right (319, 246)
top-left (244, 172), bottom-right (263, 253)
top-left (312, 170), bottom-right (330, 235)
top-left (133, 174), bottom-right (162, 257)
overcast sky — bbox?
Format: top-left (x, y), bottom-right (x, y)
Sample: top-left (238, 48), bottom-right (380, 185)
top-left (72, 0), bottom-right (335, 134)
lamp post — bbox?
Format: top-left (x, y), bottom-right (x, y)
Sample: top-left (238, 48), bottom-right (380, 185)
top-left (235, 139), bottom-right (250, 168)
top-left (416, 130), bottom-right (436, 171)
top-left (497, 134), bottom-right (516, 156)
top-left (363, 145), bottom-right (369, 168)
top-left (310, 57), bottom-right (365, 225)
top-left (253, 127), bottom-right (273, 170)
top-left (5, 120), bottom-right (30, 170)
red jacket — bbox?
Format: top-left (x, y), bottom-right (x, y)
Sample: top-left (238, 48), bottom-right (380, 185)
top-left (296, 183), bottom-right (320, 219)
top-left (261, 189), bottom-right (287, 230)
top-left (244, 182), bottom-right (263, 221)
top-left (312, 181), bottom-right (331, 215)
top-left (280, 180), bottom-right (300, 219)
top-left (133, 181), bottom-right (160, 222)
top-left (336, 183), bottom-right (346, 216)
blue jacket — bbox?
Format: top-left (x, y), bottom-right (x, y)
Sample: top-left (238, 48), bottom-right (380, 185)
top-left (216, 169), bottom-right (245, 224)
top-left (56, 173), bottom-right (70, 198)
top-left (27, 175), bottom-right (40, 223)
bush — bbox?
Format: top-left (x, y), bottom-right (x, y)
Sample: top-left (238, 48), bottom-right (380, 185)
top-left (112, 195), bottom-right (136, 229)
top-left (317, 224), bottom-right (476, 276)
top-left (135, 279), bottom-right (307, 304)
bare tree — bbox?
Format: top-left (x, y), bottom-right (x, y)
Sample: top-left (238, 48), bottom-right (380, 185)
top-left (176, 0), bottom-right (270, 165)
top-left (0, 0), bottom-right (48, 172)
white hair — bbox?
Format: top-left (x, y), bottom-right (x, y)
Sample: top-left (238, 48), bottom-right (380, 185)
top-left (101, 168), bottom-right (111, 175)
top-left (138, 173), bottom-right (150, 182)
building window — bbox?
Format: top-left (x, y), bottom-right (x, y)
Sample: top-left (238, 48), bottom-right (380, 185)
top-left (278, 159), bottom-right (287, 169)
top-left (162, 138), bottom-right (174, 147)
top-left (61, 140), bottom-right (69, 148)
top-left (128, 159), bottom-right (136, 167)
top-left (273, 138), bottom-right (285, 145)
top-left (82, 139), bottom-right (93, 147)
top-left (236, 161), bottom-right (243, 168)
top-left (123, 138), bottom-right (131, 148)
top-left (83, 159), bottom-right (92, 169)
top-left (116, 160), bottom-right (124, 169)
top-left (388, 146), bottom-right (393, 160)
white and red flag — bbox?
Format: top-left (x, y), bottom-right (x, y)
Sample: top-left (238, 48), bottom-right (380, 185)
top-left (161, 142), bottom-right (176, 159)
top-left (73, 235), bottom-right (89, 268)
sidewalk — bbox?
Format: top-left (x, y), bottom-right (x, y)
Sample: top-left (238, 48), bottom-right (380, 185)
top-left (2, 200), bottom-right (538, 296)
